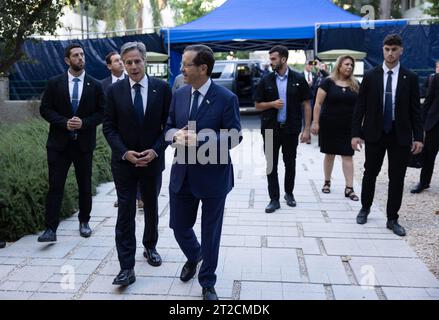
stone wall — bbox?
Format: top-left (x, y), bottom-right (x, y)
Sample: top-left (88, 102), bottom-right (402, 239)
top-left (0, 100), bottom-right (41, 124)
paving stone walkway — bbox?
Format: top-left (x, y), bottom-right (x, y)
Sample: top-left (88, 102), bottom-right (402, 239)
top-left (1, 117), bottom-right (438, 300)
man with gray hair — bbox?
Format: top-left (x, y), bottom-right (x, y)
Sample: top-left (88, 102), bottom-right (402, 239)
top-left (103, 41), bottom-right (172, 286)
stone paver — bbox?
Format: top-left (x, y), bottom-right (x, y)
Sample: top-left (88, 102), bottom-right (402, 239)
top-left (0, 116), bottom-right (438, 300)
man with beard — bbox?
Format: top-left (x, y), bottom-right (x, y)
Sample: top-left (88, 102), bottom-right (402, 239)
top-left (352, 34), bottom-right (423, 236)
top-left (38, 43), bottom-right (105, 242)
top-left (254, 45), bottom-right (312, 213)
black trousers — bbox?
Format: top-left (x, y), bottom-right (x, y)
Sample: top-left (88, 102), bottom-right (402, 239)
top-left (361, 127), bottom-right (411, 220)
top-left (45, 141), bottom-right (93, 232)
top-left (420, 122), bottom-right (439, 186)
top-left (262, 128), bottom-right (299, 200)
top-left (112, 162), bottom-right (162, 270)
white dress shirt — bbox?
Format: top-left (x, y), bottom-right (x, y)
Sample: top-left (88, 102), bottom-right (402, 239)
top-left (190, 78), bottom-right (212, 115)
top-left (68, 70), bottom-right (85, 104)
top-left (382, 62), bottom-right (400, 121)
top-left (111, 73), bottom-right (126, 84)
top-left (129, 75), bottom-right (148, 114)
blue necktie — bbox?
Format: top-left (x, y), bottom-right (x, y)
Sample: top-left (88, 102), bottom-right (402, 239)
top-left (189, 90), bottom-right (200, 121)
top-left (71, 78), bottom-right (80, 115)
top-left (133, 83), bottom-right (144, 124)
top-left (383, 70), bottom-right (393, 134)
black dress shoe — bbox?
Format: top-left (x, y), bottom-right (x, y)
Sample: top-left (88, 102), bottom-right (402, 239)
top-left (143, 248), bottom-right (162, 267)
top-left (180, 257), bottom-right (201, 282)
top-left (410, 183), bottom-right (430, 194)
top-left (0, 240), bottom-right (5, 249)
top-left (386, 220), bottom-right (406, 237)
top-left (37, 229), bottom-right (57, 242)
top-left (265, 200), bottom-right (280, 213)
top-left (356, 207), bottom-right (370, 225)
top-left (202, 287), bottom-right (219, 300)
top-left (284, 194), bottom-right (297, 207)
top-left (79, 222), bottom-right (92, 238)
top-left (112, 269), bottom-right (136, 286)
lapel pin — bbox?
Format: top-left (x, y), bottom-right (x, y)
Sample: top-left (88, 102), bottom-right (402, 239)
top-left (87, 82), bottom-right (90, 86)
top-left (403, 75), bottom-right (407, 79)
top-left (153, 89), bottom-right (157, 93)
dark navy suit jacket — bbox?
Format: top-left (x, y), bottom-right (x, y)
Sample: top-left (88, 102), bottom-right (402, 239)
top-left (165, 81), bottom-right (242, 198)
top-left (103, 76), bottom-right (172, 175)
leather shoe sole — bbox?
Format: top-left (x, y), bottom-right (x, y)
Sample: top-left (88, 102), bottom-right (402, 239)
top-left (265, 202), bottom-right (280, 213)
top-left (112, 275), bottom-right (136, 286)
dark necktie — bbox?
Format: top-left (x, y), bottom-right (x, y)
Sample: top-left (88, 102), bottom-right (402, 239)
top-left (133, 83), bottom-right (144, 124)
top-left (71, 78), bottom-right (80, 115)
top-left (383, 70), bottom-right (393, 134)
top-left (189, 90), bottom-right (200, 121)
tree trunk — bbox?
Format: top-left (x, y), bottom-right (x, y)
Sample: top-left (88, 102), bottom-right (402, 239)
top-left (136, 0), bottom-right (144, 32)
top-left (380, 0), bottom-right (392, 19)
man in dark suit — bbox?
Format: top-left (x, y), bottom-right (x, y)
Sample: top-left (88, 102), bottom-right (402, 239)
top-left (422, 60), bottom-right (439, 98)
top-left (101, 51), bottom-right (126, 95)
top-left (302, 60), bottom-right (317, 144)
top-left (411, 72), bottom-right (439, 193)
top-left (254, 45), bottom-right (312, 214)
top-left (165, 44), bottom-right (241, 300)
top-left (103, 42), bottom-right (172, 286)
top-left (352, 34), bottom-right (423, 236)
top-left (101, 51), bottom-right (143, 209)
top-left (38, 43), bottom-right (105, 242)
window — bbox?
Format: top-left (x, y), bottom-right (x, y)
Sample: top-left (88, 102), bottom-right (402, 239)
top-left (211, 63), bottom-right (235, 79)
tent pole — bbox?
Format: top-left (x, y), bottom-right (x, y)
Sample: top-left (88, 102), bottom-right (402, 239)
top-left (314, 23), bottom-right (319, 56)
top-left (167, 28), bottom-right (171, 81)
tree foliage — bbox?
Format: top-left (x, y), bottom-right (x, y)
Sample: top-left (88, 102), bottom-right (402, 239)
top-left (332, 0), bottom-right (402, 19)
top-left (168, 0), bottom-right (216, 25)
top-left (0, 0), bottom-right (64, 75)
top-left (424, 0), bottom-right (439, 17)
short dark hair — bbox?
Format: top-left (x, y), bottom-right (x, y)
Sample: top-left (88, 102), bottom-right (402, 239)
top-left (269, 45), bottom-right (289, 59)
top-left (383, 34), bottom-right (403, 47)
top-left (184, 44), bottom-right (215, 76)
top-left (64, 43), bottom-right (83, 59)
top-left (105, 51), bottom-right (119, 65)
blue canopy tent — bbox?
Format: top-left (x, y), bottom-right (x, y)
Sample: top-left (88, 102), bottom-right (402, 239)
top-left (162, 0), bottom-right (361, 83)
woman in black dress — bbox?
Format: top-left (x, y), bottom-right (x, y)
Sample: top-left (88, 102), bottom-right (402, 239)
top-left (311, 55), bottom-right (359, 201)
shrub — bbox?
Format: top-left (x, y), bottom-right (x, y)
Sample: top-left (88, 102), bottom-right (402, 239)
top-left (0, 119), bottom-right (112, 241)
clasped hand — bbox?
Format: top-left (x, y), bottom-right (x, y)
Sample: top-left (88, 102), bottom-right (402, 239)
top-left (173, 126), bottom-right (197, 147)
top-left (67, 117), bottom-right (82, 131)
top-left (125, 149), bottom-right (157, 167)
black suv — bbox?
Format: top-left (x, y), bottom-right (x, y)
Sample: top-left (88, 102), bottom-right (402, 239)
top-left (211, 60), bottom-right (265, 110)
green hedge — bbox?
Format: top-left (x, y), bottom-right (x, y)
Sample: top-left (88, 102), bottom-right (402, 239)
top-left (0, 119), bottom-right (112, 241)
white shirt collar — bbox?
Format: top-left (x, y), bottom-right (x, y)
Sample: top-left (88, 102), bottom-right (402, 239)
top-left (68, 70), bottom-right (85, 82)
top-left (129, 75), bottom-right (148, 89)
top-left (191, 78), bottom-right (211, 97)
top-left (383, 62), bottom-right (400, 75)
top-left (111, 73), bottom-right (125, 83)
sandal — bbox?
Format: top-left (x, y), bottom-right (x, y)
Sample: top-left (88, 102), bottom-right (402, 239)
top-left (345, 187), bottom-right (359, 201)
top-left (322, 180), bottom-right (331, 194)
